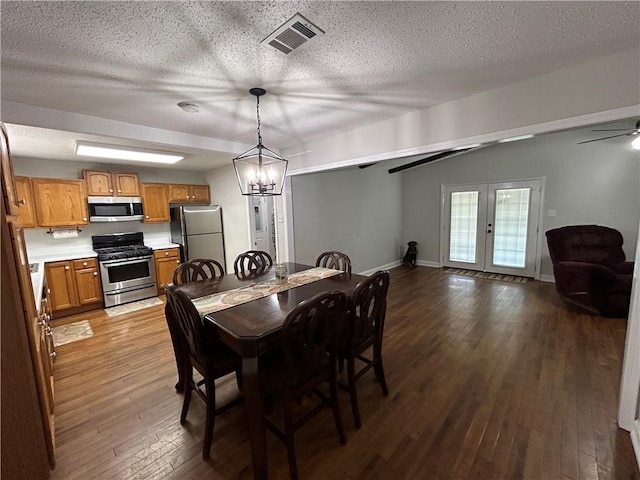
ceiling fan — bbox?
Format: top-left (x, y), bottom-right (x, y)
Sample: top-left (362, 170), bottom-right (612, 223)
top-left (577, 119), bottom-right (640, 145)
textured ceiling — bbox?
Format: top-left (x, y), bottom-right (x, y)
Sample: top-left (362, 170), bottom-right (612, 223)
top-left (1, 1), bottom-right (639, 169)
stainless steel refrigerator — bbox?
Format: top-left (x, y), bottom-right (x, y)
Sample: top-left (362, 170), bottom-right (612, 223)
top-left (170, 205), bottom-right (226, 266)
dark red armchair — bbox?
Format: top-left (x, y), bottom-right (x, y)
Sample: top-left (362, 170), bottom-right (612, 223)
top-left (545, 225), bottom-right (634, 317)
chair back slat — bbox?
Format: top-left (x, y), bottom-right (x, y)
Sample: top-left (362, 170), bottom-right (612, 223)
top-left (166, 284), bottom-right (206, 362)
top-left (173, 258), bottom-right (225, 284)
top-left (316, 251), bottom-right (352, 273)
top-left (234, 250), bottom-right (273, 275)
top-left (349, 270), bottom-right (390, 347)
top-left (281, 290), bottom-right (347, 387)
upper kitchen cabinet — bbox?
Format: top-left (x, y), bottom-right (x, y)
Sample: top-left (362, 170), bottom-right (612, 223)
top-left (31, 178), bottom-right (89, 227)
top-left (140, 182), bottom-right (169, 222)
top-left (168, 184), bottom-right (211, 204)
top-left (83, 169), bottom-right (140, 197)
top-left (14, 176), bottom-right (37, 228)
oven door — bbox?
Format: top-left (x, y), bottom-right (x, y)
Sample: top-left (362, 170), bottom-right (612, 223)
top-left (99, 255), bottom-right (157, 293)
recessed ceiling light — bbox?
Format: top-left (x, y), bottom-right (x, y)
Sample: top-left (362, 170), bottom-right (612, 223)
top-left (177, 102), bottom-right (199, 113)
top-left (453, 143), bottom-right (481, 151)
top-left (499, 134), bottom-right (535, 143)
top-left (75, 141), bottom-right (184, 164)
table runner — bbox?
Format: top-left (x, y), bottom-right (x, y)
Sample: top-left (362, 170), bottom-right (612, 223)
top-left (192, 267), bottom-right (342, 317)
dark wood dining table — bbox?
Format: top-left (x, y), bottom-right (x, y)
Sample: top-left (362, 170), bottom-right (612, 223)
top-left (166, 262), bottom-right (365, 480)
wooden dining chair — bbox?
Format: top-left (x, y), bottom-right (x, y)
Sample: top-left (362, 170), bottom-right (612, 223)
top-left (165, 284), bottom-right (242, 459)
top-left (260, 290), bottom-right (348, 480)
top-left (315, 251), bottom-right (352, 274)
top-left (173, 258), bottom-right (225, 284)
top-left (338, 270), bottom-right (390, 428)
top-left (233, 250), bottom-right (273, 276)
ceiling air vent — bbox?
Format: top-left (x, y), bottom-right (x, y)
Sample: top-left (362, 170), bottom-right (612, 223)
top-left (261, 13), bottom-right (325, 55)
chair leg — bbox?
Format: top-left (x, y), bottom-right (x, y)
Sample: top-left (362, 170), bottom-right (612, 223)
top-left (202, 376), bottom-right (216, 460)
top-left (180, 364), bottom-right (193, 425)
top-left (283, 397), bottom-right (298, 480)
top-left (373, 346), bottom-right (389, 396)
top-left (346, 357), bottom-right (361, 429)
top-left (330, 369), bottom-right (347, 445)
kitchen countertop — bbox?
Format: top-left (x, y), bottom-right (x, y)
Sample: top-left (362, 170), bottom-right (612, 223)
top-left (28, 242), bottom-right (180, 313)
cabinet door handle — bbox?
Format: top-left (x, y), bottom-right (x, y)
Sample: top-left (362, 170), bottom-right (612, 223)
top-left (176, 260), bottom-right (180, 264)
top-left (83, 261), bottom-right (88, 266)
top-left (93, 272), bottom-right (98, 276)
top-left (117, 189), bottom-right (122, 193)
top-left (83, 217), bottom-right (87, 221)
top-left (109, 189), bottom-right (113, 193)
top-left (18, 198), bottom-right (26, 205)
top-left (146, 215), bottom-right (149, 219)
top-left (64, 266), bottom-right (70, 270)
top-left (187, 195), bottom-right (190, 199)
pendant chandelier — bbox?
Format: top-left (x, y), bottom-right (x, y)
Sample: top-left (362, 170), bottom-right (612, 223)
top-left (233, 88), bottom-right (288, 196)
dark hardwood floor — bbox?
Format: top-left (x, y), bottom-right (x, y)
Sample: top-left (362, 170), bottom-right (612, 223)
top-left (50, 266), bottom-right (639, 479)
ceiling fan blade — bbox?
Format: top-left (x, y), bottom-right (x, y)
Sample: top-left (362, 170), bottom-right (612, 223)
top-left (577, 133), bottom-right (630, 145)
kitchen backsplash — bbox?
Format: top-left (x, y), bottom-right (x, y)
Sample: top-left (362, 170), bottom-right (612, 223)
top-left (24, 221), bottom-right (173, 254)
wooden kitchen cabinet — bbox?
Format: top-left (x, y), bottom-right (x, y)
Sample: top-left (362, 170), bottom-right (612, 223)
top-left (14, 176), bottom-right (37, 228)
top-left (45, 257), bottom-right (102, 315)
top-left (154, 247), bottom-right (181, 294)
top-left (168, 183), bottom-right (211, 204)
top-left (141, 182), bottom-right (170, 222)
top-left (31, 178), bottom-right (89, 227)
top-left (45, 261), bottom-right (78, 311)
top-left (2, 121), bottom-right (56, 474)
top-left (83, 169), bottom-right (140, 197)
top-left (72, 258), bottom-right (102, 305)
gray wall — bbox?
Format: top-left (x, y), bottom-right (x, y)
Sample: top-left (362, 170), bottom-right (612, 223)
top-left (290, 162), bottom-right (403, 273)
top-left (401, 129), bottom-right (639, 276)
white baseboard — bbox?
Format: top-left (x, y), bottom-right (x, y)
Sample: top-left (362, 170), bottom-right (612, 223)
top-left (632, 428), bottom-right (640, 474)
top-left (358, 260), bottom-right (402, 276)
top-left (416, 260), bottom-right (440, 268)
top-left (539, 274), bottom-right (555, 283)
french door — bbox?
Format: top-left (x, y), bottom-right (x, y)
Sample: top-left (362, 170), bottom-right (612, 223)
top-left (441, 179), bottom-right (542, 277)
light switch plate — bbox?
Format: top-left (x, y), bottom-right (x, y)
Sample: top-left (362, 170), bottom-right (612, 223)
top-left (547, 210), bottom-right (557, 217)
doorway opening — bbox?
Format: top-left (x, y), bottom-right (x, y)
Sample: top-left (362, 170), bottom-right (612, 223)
top-left (440, 179), bottom-right (543, 278)
top-left (248, 196), bottom-right (276, 259)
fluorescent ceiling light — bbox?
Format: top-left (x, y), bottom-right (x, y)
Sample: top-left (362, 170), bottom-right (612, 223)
top-left (499, 134), bottom-right (535, 143)
top-left (452, 143), bottom-right (481, 151)
top-left (75, 141), bottom-right (184, 164)
top-left (632, 136), bottom-right (640, 150)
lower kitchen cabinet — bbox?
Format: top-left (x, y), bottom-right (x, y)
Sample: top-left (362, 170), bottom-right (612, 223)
top-left (73, 258), bottom-right (102, 305)
top-left (45, 257), bottom-right (103, 317)
top-left (154, 247), bottom-right (181, 294)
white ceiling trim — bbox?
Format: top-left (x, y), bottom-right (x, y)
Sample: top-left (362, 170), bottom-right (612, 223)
top-left (285, 104), bottom-right (640, 176)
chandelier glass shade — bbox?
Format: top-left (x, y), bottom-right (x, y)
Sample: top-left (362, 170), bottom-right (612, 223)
top-left (233, 88), bottom-right (288, 196)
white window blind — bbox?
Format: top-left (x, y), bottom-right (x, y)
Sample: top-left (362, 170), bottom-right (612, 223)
top-left (492, 188), bottom-right (530, 267)
top-left (449, 191), bottom-right (478, 263)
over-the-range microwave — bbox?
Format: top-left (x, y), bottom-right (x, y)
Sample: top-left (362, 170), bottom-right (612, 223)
top-left (87, 196), bottom-right (144, 222)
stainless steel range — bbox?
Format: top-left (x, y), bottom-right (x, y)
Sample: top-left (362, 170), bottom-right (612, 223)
top-left (92, 232), bottom-right (157, 308)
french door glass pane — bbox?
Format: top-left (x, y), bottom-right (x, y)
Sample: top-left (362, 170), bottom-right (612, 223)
top-left (493, 188), bottom-right (530, 267)
top-left (449, 191), bottom-right (478, 263)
